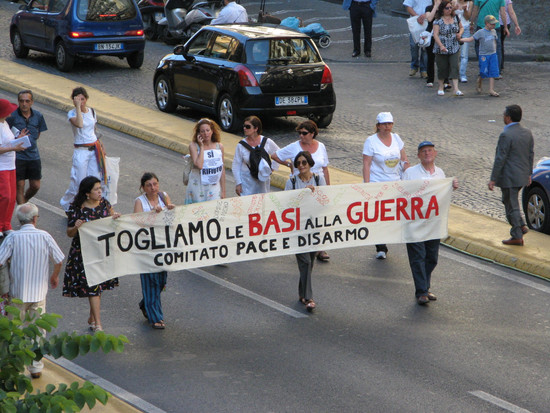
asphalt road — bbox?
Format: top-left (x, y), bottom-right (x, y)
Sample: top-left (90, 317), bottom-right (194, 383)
top-left (3, 89), bottom-right (549, 413)
top-left (1, 0), bottom-right (550, 225)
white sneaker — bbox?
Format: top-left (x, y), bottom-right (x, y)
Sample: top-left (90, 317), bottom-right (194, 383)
top-left (426, 82), bottom-right (433, 87)
top-left (375, 251), bottom-right (386, 260)
top-left (460, 77), bottom-right (467, 83)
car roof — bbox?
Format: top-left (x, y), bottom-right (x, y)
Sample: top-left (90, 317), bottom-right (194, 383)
top-left (203, 23), bottom-right (309, 41)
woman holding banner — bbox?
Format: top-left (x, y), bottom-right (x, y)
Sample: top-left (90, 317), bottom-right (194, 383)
top-left (284, 151), bottom-right (326, 312)
top-left (134, 172), bottom-right (175, 329)
top-left (63, 176), bottom-right (120, 332)
top-left (60, 87), bottom-right (107, 212)
top-left (185, 118), bottom-right (226, 204)
top-left (272, 120), bottom-right (331, 262)
top-left (362, 112), bottom-right (409, 260)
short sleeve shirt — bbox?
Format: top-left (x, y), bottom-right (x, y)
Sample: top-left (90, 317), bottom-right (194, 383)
top-left (473, 28), bottom-right (497, 55)
top-left (276, 140), bottom-right (330, 179)
top-left (433, 17), bottom-right (460, 55)
top-left (6, 108), bottom-right (47, 161)
top-left (473, 0), bottom-right (505, 28)
top-left (0, 121), bottom-right (16, 171)
top-left (363, 133), bottom-right (404, 182)
top-left (403, 163), bottom-right (446, 180)
top-left (403, 0), bottom-right (432, 15)
top-left (67, 108), bottom-right (97, 144)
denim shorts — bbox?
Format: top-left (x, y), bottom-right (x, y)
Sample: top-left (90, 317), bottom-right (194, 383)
top-left (479, 53), bottom-right (499, 78)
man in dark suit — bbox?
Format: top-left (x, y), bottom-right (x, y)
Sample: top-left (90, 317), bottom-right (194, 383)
top-left (488, 104), bottom-right (534, 246)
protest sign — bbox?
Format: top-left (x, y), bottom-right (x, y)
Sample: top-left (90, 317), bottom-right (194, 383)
top-left (80, 179), bottom-right (452, 286)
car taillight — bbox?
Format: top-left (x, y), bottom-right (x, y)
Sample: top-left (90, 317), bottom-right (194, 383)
top-left (321, 65), bottom-right (333, 84)
top-left (125, 30), bottom-right (144, 36)
top-left (69, 31), bottom-right (94, 38)
top-left (235, 65), bottom-right (258, 87)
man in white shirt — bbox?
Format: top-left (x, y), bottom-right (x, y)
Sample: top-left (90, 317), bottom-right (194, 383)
top-left (403, 0), bottom-right (432, 77)
top-left (0, 203), bottom-right (65, 378)
top-left (211, 0), bottom-right (248, 25)
top-left (403, 141), bottom-right (458, 305)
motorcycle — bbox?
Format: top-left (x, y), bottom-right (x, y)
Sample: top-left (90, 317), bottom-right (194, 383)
top-left (158, 0), bottom-right (222, 45)
top-left (138, 0), bottom-right (166, 41)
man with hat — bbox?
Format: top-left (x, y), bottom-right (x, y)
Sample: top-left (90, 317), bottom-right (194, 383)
top-left (403, 141), bottom-right (458, 305)
top-left (0, 99), bottom-right (25, 238)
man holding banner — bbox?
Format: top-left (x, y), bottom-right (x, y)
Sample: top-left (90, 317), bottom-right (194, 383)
top-left (403, 141), bottom-right (458, 305)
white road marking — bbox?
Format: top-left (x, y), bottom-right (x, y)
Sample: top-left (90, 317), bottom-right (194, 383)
top-left (32, 198), bottom-right (67, 217)
top-left (47, 356), bottom-right (168, 413)
top-left (186, 268), bottom-right (309, 318)
top-left (469, 391), bottom-right (533, 413)
top-left (440, 250), bottom-right (550, 294)
top-left (270, 8), bottom-right (315, 15)
top-left (330, 33), bottom-right (409, 42)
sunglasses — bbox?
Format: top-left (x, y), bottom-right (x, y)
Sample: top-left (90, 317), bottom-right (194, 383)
top-left (298, 131), bottom-right (310, 136)
top-left (444, 6), bottom-right (453, 9)
top-left (297, 160), bottom-right (309, 166)
top-left (243, 124), bottom-right (253, 129)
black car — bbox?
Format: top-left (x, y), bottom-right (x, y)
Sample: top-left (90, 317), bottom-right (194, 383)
top-left (153, 24), bottom-right (336, 132)
top-left (522, 157), bottom-right (550, 234)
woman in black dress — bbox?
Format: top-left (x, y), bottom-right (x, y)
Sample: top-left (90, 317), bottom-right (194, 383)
top-left (63, 176), bottom-right (120, 332)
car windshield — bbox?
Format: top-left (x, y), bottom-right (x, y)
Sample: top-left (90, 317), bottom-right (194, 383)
top-left (77, 0), bottom-right (137, 21)
top-left (245, 39), bottom-right (321, 65)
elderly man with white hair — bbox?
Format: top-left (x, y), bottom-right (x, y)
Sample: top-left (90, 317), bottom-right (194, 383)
top-left (0, 202), bottom-right (64, 378)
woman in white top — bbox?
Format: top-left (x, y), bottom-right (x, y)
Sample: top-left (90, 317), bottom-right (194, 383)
top-left (454, 0), bottom-right (471, 83)
top-left (284, 151), bottom-right (326, 312)
top-left (185, 118), bottom-right (226, 204)
top-left (272, 120), bottom-right (331, 262)
top-left (232, 116), bottom-right (279, 196)
top-left (134, 172), bottom-right (175, 329)
top-left (60, 87), bottom-right (106, 211)
top-left (362, 112), bottom-right (409, 259)
top-left (0, 99), bottom-right (25, 235)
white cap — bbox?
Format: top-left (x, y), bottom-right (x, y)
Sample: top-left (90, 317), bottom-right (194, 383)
top-left (376, 112), bottom-right (394, 123)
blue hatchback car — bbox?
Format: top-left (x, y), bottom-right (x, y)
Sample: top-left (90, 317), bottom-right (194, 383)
top-left (10, 0), bottom-right (146, 71)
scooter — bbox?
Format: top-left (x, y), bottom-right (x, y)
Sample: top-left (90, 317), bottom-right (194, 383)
top-left (138, 0), bottom-right (165, 41)
top-left (158, 0), bottom-right (222, 45)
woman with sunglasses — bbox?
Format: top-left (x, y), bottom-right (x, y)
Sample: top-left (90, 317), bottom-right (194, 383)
top-left (232, 116), bottom-right (279, 196)
top-left (362, 112), bottom-right (409, 260)
top-left (284, 151), bottom-right (326, 312)
top-left (185, 118), bottom-right (226, 204)
top-left (433, 0), bottom-right (464, 96)
top-left (272, 120), bottom-right (331, 261)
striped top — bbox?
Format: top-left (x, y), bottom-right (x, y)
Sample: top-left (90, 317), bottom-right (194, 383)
top-left (0, 224), bottom-right (65, 302)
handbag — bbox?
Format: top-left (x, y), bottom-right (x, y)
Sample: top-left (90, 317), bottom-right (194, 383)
top-left (418, 30), bottom-right (433, 48)
top-left (407, 16), bottom-right (428, 44)
top-left (182, 154), bottom-right (193, 185)
top-left (103, 156), bottom-right (120, 205)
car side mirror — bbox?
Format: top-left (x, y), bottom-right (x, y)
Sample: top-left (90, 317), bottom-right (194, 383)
top-left (173, 45), bottom-right (185, 55)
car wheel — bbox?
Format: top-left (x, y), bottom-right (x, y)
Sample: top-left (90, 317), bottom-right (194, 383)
top-left (12, 29), bottom-right (29, 58)
top-left (154, 75), bottom-right (177, 112)
top-left (127, 50), bottom-right (144, 69)
top-left (55, 41), bottom-right (75, 72)
top-left (524, 186), bottom-right (550, 234)
top-left (217, 94), bottom-right (241, 132)
top-left (309, 113), bottom-right (333, 128)
top-left (318, 35), bottom-right (331, 49)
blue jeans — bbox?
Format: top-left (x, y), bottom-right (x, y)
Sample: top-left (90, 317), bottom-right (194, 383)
top-left (409, 34), bottom-right (427, 71)
top-left (459, 41), bottom-right (469, 79)
top-left (475, 29), bottom-right (502, 71)
top-left (406, 239), bottom-right (440, 297)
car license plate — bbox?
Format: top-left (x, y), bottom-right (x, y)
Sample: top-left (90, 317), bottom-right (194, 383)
top-left (95, 43), bottom-right (123, 51)
top-left (275, 96), bottom-right (308, 106)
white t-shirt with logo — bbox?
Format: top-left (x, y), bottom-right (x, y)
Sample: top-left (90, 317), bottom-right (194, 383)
top-left (363, 132), bottom-right (404, 182)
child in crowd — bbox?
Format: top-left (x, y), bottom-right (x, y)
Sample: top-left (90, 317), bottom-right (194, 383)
top-left (461, 14), bottom-right (500, 97)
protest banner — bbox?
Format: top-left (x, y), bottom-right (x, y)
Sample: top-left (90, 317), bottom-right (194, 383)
top-left (80, 179), bottom-right (453, 286)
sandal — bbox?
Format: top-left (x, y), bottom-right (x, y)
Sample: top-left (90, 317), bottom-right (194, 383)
top-left (88, 319), bottom-right (96, 331)
top-left (305, 300), bottom-right (316, 312)
top-left (317, 251), bottom-right (330, 262)
top-left (152, 321), bottom-right (166, 329)
top-left (92, 325), bottom-right (103, 332)
top-left (489, 91), bottom-right (500, 97)
top-left (476, 76), bottom-right (482, 93)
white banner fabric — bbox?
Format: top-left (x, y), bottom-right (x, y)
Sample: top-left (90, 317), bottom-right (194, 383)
top-left (80, 179), bottom-right (453, 286)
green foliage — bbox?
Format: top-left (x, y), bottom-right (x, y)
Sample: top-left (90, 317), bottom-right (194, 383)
top-left (0, 299), bottom-right (129, 412)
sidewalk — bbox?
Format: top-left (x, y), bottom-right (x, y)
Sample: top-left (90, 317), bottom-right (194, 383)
top-left (1, 57), bottom-right (549, 412)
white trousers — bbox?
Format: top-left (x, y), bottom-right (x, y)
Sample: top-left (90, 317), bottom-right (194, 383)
top-left (10, 299), bottom-right (46, 374)
top-left (60, 148), bottom-right (104, 211)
